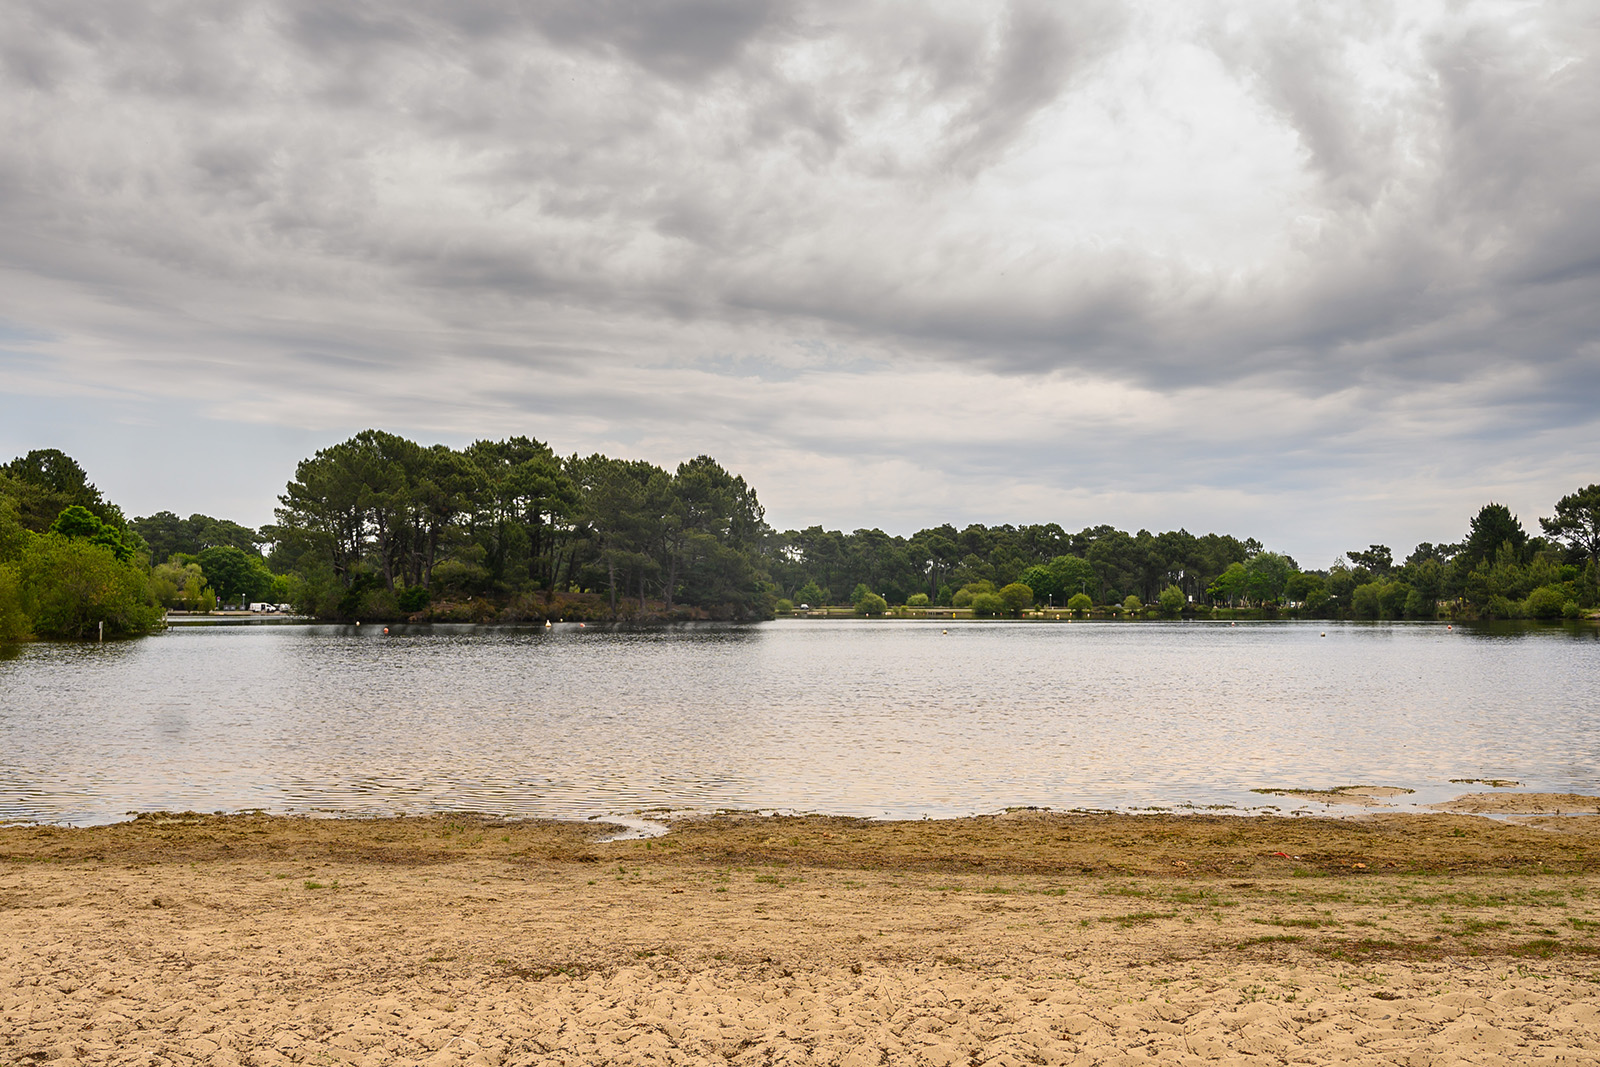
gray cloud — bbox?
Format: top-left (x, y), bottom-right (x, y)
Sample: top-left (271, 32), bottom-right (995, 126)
top-left (0, 0), bottom-right (1597, 564)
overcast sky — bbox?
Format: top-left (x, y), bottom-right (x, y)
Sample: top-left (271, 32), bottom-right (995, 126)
top-left (2, 0), bottom-right (1596, 566)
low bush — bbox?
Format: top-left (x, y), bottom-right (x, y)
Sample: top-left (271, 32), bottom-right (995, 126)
top-left (970, 591), bottom-right (1005, 617)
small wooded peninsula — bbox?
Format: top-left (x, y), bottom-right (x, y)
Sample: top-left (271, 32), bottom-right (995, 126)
top-left (1, 430), bottom-right (1597, 639)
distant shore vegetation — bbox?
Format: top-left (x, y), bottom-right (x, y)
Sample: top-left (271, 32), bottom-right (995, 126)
top-left (2, 432), bottom-right (1598, 640)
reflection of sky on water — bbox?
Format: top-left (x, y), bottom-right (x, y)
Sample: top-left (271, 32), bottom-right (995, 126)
top-left (1, 620), bottom-right (1597, 824)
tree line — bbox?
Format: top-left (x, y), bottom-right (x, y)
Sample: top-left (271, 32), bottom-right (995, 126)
top-left (263, 430), bottom-right (771, 621)
top-left (2, 433), bottom-right (1598, 641)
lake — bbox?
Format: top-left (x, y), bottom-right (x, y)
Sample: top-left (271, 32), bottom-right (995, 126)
top-left (1, 618), bottom-right (1596, 825)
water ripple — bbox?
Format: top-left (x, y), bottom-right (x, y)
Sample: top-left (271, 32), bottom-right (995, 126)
top-left (1, 618), bottom-right (1596, 824)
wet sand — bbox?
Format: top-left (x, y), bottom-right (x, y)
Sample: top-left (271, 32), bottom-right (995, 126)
top-left (4, 807), bottom-right (1600, 1065)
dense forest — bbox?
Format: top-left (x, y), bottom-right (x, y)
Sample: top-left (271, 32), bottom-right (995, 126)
top-left (2, 431), bottom-right (1598, 641)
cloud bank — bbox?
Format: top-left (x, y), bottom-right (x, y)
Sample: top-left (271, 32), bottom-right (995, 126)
top-left (1, 0), bottom-right (1597, 562)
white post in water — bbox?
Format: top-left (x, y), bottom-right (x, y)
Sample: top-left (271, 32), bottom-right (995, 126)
top-left (98, 620), bottom-right (103, 642)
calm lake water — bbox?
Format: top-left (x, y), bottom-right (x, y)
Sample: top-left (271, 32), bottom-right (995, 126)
top-left (1, 619), bottom-right (1597, 825)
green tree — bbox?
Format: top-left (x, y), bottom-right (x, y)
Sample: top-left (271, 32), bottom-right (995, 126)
top-left (1542, 485), bottom-right (1600, 576)
top-left (0, 561), bottom-right (28, 641)
top-left (1067, 592), bottom-right (1092, 614)
top-left (655, 455), bottom-right (771, 615)
top-left (1524, 585), bottom-right (1567, 619)
top-left (905, 592), bottom-right (930, 607)
top-left (1378, 580), bottom-right (1410, 618)
top-left (1351, 581), bottom-right (1383, 619)
top-left (273, 433), bottom-right (390, 583)
top-left (397, 585), bottom-right (431, 612)
top-left (970, 591), bottom-right (1005, 617)
top-left (132, 511), bottom-right (262, 563)
top-left (1208, 562), bottom-right (1248, 605)
top-left (854, 592), bottom-right (888, 616)
top-left (570, 454), bottom-right (660, 616)
top-left (1123, 594), bottom-right (1142, 612)
top-left (1402, 587), bottom-right (1434, 618)
top-left (198, 545), bottom-right (272, 604)
top-left (850, 582), bottom-right (874, 607)
top-left (469, 436), bottom-right (576, 593)
top-left (1048, 554), bottom-right (1097, 603)
top-left (3, 449), bottom-right (126, 533)
top-left (1158, 585), bottom-right (1185, 615)
top-left (794, 580), bottom-right (825, 606)
top-left (1284, 571), bottom-right (1320, 603)
top-left (1346, 545), bottom-right (1393, 575)
top-left (998, 581), bottom-right (1034, 616)
top-left (1461, 504), bottom-right (1527, 569)
top-left (1017, 564), bottom-right (1056, 604)
top-left (150, 560), bottom-right (212, 610)
top-left (50, 504), bottom-right (137, 561)
top-left (0, 477), bottom-right (26, 562)
top-left (19, 534), bottom-right (162, 638)
top-left (952, 580), bottom-right (994, 608)
top-left (1243, 552), bottom-right (1295, 605)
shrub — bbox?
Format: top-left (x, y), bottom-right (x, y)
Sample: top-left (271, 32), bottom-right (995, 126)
top-left (1524, 585), bottom-right (1567, 619)
top-left (905, 592), bottom-right (930, 607)
top-left (397, 585), bottom-right (431, 613)
top-left (1378, 580), bottom-right (1410, 618)
top-left (355, 586), bottom-right (400, 620)
top-left (952, 580), bottom-right (994, 608)
top-left (1123, 595), bottom-right (1142, 612)
top-left (998, 582), bottom-right (1033, 615)
top-left (0, 562), bottom-right (29, 641)
top-left (430, 558), bottom-right (490, 598)
top-left (19, 534), bottom-right (163, 638)
top-left (1067, 592), bottom-right (1092, 614)
top-left (1351, 582), bottom-right (1383, 619)
top-left (969, 591), bottom-right (1005, 617)
top-left (1403, 588), bottom-right (1435, 618)
top-left (1158, 585), bottom-right (1185, 616)
top-left (1486, 594), bottom-right (1521, 619)
top-left (774, 597), bottom-right (794, 615)
top-left (854, 593), bottom-right (888, 616)
top-left (1563, 600), bottom-right (1582, 619)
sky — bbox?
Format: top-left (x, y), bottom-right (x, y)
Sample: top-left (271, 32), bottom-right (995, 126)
top-left (2, 0), bottom-right (1597, 568)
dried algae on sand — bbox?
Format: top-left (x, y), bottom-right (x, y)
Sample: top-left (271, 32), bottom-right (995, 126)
top-left (4, 810), bottom-right (1600, 1066)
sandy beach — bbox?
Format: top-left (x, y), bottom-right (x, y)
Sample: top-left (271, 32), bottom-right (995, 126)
top-left (4, 804), bottom-right (1600, 1066)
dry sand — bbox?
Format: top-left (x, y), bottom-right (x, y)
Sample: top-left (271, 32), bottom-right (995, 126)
top-left (4, 807), bottom-right (1600, 1066)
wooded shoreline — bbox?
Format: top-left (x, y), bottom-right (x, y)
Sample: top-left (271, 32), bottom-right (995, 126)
top-left (5, 440), bottom-right (1598, 640)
